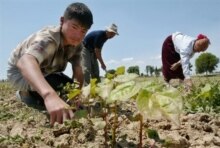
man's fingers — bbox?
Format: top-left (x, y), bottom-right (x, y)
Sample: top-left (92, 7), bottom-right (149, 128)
top-left (50, 108), bottom-right (74, 126)
top-left (50, 112), bottom-right (56, 126)
top-left (56, 111), bottom-right (63, 124)
top-left (63, 110), bottom-right (68, 122)
top-left (62, 109), bottom-right (74, 123)
top-left (68, 110), bottom-right (75, 119)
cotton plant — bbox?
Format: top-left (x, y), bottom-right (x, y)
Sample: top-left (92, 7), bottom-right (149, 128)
top-left (105, 76), bottom-right (183, 146)
top-left (99, 69), bottom-right (144, 146)
top-left (184, 81), bottom-right (220, 113)
top-left (136, 85), bottom-right (183, 126)
top-left (64, 65), bottom-right (183, 147)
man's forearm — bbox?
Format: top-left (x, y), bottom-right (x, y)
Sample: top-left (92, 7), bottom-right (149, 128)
top-left (95, 49), bottom-right (105, 65)
top-left (17, 54), bottom-right (56, 99)
top-left (73, 65), bottom-right (84, 88)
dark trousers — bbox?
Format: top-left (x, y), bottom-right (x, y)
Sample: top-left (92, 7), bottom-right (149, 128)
top-left (28, 73), bottom-right (73, 107)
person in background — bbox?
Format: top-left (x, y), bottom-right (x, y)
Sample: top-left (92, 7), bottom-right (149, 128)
top-left (82, 23), bottom-right (119, 85)
top-left (7, 2), bottom-right (93, 126)
top-left (161, 32), bottom-right (210, 89)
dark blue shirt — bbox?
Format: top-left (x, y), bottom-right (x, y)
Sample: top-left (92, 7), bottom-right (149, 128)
top-left (83, 30), bottom-right (108, 53)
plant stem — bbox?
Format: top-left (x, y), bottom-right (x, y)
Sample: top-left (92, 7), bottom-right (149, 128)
top-left (138, 113), bottom-right (143, 148)
top-left (103, 107), bottom-right (108, 147)
top-left (112, 101), bottom-right (117, 147)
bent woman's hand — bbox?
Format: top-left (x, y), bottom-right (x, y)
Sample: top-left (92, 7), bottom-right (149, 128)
top-left (170, 62), bottom-right (180, 71)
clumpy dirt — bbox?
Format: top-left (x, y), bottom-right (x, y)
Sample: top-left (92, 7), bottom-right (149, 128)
top-left (0, 81), bottom-right (220, 148)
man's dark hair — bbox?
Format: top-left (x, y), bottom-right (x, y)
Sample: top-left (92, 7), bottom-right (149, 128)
top-left (64, 2), bottom-right (93, 29)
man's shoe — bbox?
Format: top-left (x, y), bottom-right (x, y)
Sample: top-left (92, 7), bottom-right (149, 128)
top-left (16, 90), bottom-right (45, 109)
top-left (16, 91), bottom-right (31, 102)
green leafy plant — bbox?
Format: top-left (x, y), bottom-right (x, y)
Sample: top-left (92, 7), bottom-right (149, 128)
top-left (0, 134), bottom-right (25, 145)
top-left (183, 81), bottom-right (220, 113)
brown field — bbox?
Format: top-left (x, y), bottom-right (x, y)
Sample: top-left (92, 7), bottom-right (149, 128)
top-left (0, 76), bottom-right (220, 148)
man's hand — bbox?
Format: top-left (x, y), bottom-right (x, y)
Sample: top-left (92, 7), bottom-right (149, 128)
top-left (44, 92), bottom-right (74, 126)
top-left (170, 62), bottom-right (180, 71)
top-left (17, 55), bottom-right (74, 126)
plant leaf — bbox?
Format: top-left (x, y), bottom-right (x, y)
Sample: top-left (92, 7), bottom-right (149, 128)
top-left (115, 66), bottom-right (125, 75)
top-left (107, 81), bottom-right (140, 103)
top-left (67, 89), bottom-right (81, 100)
top-left (96, 81), bottom-right (114, 100)
top-left (114, 73), bottom-right (138, 83)
top-left (147, 129), bottom-right (160, 141)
